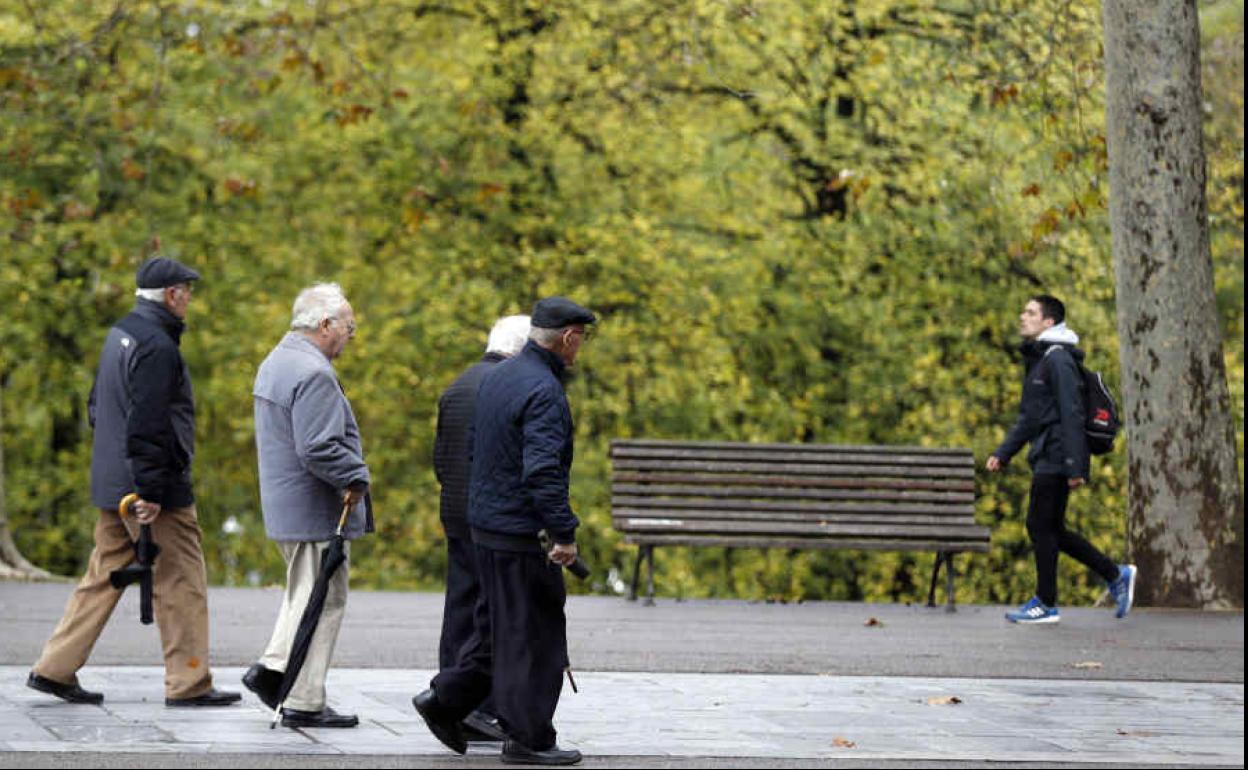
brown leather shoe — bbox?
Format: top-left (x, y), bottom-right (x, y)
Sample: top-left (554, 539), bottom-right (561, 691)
top-left (27, 672), bottom-right (103, 705)
top-left (165, 687), bottom-right (242, 707)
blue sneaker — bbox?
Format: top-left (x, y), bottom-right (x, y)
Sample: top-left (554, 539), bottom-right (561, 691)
top-left (1109, 564), bottom-right (1137, 618)
top-left (1005, 596), bottom-right (1060, 624)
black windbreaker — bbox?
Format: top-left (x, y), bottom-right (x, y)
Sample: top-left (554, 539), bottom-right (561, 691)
top-left (88, 299), bottom-right (195, 509)
top-left (992, 339), bottom-right (1089, 480)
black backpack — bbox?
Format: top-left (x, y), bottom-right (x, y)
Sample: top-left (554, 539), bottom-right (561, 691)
top-left (1046, 346), bottom-right (1121, 455)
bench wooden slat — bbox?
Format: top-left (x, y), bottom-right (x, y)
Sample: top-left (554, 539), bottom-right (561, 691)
top-left (612, 483), bottom-right (971, 503)
top-left (612, 498), bottom-right (975, 516)
top-left (615, 517), bottom-right (988, 538)
top-left (621, 534), bottom-right (992, 553)
top-left (612, 446), bottom-right (972, 467)
top-left (614, 510), bottom-right (982, 526)
top-left (612, 439), bottom-right (971, 457)
top-left (612, 473), bottom-right (975, 492)
top-left (614, 458), bottom-right (975, 479)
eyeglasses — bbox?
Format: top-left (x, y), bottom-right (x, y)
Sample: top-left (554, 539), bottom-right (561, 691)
top-left (330, 317), bottom-right (356, 335)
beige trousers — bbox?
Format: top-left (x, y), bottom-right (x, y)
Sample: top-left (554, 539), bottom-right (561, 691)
top-left (259, 540), bottom-right (350, 712)
top-left (33, 506), bottom-right (215, 699)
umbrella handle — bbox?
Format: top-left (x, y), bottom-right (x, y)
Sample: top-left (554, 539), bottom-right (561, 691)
top-left (335, 497), bottom-right (352, 535)
top-left (119, 493), bottom-right (142, 519)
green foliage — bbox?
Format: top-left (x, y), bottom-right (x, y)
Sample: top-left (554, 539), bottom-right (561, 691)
top-left (2, 0), bottom-right (1241, 607)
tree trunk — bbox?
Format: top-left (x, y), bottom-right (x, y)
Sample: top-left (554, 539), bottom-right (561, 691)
top-left (0, 378), bottom-right (57, 580)
top-left (1102, 0), bottom-right (1244, 608)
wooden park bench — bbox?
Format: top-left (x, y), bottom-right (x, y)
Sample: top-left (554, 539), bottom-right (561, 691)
top-left (609, 439), bottom-right (989, 611)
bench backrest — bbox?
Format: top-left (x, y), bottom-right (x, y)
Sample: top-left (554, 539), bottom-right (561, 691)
top-left (609, 439), bottom-right (989, 552)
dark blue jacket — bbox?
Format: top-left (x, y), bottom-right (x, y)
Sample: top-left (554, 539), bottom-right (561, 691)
top-left (434, 352), bottom-right (506, 539)
top-left (467, 341), bottom-right (579, 544)
top-left (88, 299), bottom-right (196, 509)
top-left (992, 340), bottom-right (1089, 479)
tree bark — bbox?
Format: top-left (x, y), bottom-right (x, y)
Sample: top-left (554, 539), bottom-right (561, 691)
top-left (1102, 0), bottom-right (1244, 608)
top-left (0, 378), bottom-right (57, 580)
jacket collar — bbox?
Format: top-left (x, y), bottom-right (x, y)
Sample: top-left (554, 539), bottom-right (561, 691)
top-left (481, 351), bottom-right (508, 364)
top-left (280, 331), bottom-right (334, 364)
top-left (522, 339), bottom-right (566, 377)
top-left (133, 298), bottom-right (185, 344)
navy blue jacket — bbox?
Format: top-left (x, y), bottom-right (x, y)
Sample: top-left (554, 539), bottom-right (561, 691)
top-left (88, 299), bottom-right (196, 509)
top-left (467, 341), bottom-right (579, 544)
top-left (434, 352), bottom-right (506, 539)
top-left (992, 340), bottom-right (1089, 479)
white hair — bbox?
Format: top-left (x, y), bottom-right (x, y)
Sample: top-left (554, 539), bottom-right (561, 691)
top-left (135, 287), bottom-right (167, 302)
top-left (529, 326), bottom-right (565, 346)
top-left (486, 315), bottom-right (531, 356)
top-left (290, 283), bottom-right (349, 330)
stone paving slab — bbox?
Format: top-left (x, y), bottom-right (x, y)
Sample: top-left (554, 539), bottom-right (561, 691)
top-left (0, 666), bottom-right (1241, 766)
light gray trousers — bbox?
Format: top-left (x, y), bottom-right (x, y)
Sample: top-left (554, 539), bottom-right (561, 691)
top-left (260, 540), bottom-right (349, 712)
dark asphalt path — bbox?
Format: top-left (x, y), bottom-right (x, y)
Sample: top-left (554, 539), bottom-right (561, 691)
top-left (1, 583), bottom-right (1241, 682)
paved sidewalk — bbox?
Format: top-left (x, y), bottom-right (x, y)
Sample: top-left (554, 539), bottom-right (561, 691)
top-left (1, 583), bottom-right (1243, 767)
top-left (0, 665), bottom-right (1243, 767)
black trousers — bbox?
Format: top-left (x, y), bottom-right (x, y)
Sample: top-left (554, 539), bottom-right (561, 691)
top-left (439, 535), bottom-right (495, 716)
top-left (1026, 473), bottom-right (1119, 607)
top-left (432, 545), bottom-right (568, 750)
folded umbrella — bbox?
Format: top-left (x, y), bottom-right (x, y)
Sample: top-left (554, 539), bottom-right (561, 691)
top-left (109, 493), bottom-right (160, 625)
top-left (270, 497), bottom-right (353, 728)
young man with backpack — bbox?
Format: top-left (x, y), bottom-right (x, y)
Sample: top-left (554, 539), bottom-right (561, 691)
top-left (986, 295), bottom-right (1137, 624)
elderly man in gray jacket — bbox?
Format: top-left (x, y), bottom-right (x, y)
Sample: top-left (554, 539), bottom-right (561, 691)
top-left (243, 283), bottom-right (372, 729)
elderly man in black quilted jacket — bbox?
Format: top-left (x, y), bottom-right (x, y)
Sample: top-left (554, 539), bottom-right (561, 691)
top-left (413, 297), bottom-right (595, 767)
top-left (432, 314), bottom-right (529, 743)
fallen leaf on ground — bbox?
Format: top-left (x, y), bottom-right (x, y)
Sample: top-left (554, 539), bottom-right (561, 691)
top-left (864, 617), bottom-right (883, 627)
top-left (832, 737), bottom-right (856, 748)
top-left (926, 695), bottom-right (963, 705)
top-left (1073, 661), bottom-right (1104, 669)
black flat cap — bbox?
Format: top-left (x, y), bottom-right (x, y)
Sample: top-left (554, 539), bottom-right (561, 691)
top-left (531, 296), bottom-right (596, 329)
top-left (136, 256), bottom-right (201, 289)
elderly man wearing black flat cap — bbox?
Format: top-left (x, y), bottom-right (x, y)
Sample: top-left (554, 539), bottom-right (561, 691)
top-left (27, 256), bottom-right (240, 709)
top-left (413, 297), bottom-right (595, 766)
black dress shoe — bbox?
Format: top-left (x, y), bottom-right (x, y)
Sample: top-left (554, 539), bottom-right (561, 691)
top-left (462, 709), bottom-right (508, 742)
top-left (281, 706), bottom-right (359, 728)
top-left (411, 688), bottom-right (466, 755)
top-left (26, 672), bottom-right (103, 705)
top-left (165, 687), bottom-right (242, 707)
top-left (241, 663), bottom-right (283, 709)
top-left (502, 740), bottom-right (583, 766)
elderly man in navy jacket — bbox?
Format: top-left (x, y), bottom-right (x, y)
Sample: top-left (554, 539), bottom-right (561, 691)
top-left (413, 297), bottom-right (595, 767)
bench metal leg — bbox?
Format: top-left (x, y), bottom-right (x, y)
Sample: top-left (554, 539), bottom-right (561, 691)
top-left (944, 552), bottom-right (957, 613)
top-left (644, 545), bottom-right (656, 606)
top-left (927, 550), bottom-right (958, 612)
top-left (926, 551), bottom-right (945, 608)
top-left (628, 546), bottom-right (644, 602)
